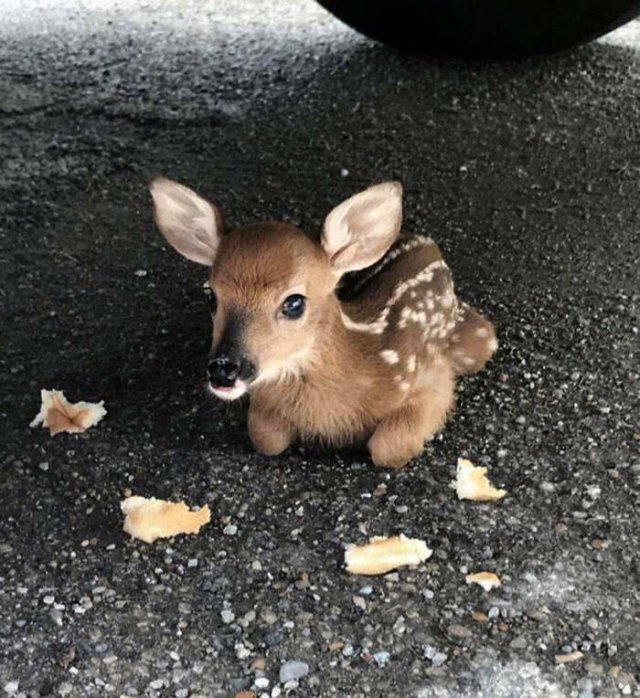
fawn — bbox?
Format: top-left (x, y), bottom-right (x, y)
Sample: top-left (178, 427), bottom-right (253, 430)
top-left (150, 178), bottom-right (497, 468)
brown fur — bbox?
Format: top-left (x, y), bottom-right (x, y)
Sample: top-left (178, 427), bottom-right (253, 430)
top-left (150, 178), bottom-right (497, 468)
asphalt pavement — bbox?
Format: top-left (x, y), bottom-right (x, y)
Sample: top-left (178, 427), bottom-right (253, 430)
top-left (0, 1), bottom-right (639, 696)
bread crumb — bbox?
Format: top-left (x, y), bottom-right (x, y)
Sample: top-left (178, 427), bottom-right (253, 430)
top-left (555, 651), bottom-right (584, 664)
top-left (345, 534), bottom-right (432, 575)
top-left (471, 611), bottom-right (489, 622)
top-left (455, 457), bottom-right (506, 501)
top-left (121, 496), bottom-right (210, 544)
top-left (30, 389), bottom-right (106, 436)
top-left (465, 571), bottom-right (502, 591)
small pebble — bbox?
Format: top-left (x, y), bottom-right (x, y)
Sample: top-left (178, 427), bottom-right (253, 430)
top-left (373, 651), bottom-right (390, 667)
top-left (353, 596), bottom-right (366, 611)
top-left (423, 645), bottom-right (437, 660)
top-left (223, 524), bottom-right (238, 536)
top-left (431, 652), bottom-right (447, 667)
top-left (447, 624), bottom-right (472, 639)
top-left (585, 661), bottom-right (604, 675)
top-left (261, 609), bottom-right (277, 624)
top-left (510, 637), bottom-right (527, 650)
top-left (279, 660), bottom-right (309, 683)
top-left (235, 643), bottom-right (251, 660)
top-left (221, 609), bottom-right (235, 624)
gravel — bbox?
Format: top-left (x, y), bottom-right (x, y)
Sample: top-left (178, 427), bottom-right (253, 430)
top-left (0, 0), bottom-right (639, 696)
top-left (279, 660), bottom-right (310, 683)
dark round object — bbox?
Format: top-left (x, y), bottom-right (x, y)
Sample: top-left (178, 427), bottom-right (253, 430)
top-left (316, 0), bottom-right (640, 58)
top-left (281, 294), bottom-right (306, 320)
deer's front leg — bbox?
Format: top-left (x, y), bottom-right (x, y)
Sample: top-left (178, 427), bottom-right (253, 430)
top-left (368, 381), bottom-right (455, 469)
top-left (248, 403), bottom-right (294, 456)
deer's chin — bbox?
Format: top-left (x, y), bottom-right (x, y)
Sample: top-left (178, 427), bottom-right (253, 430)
top-left (208, 380), bottom-right (248, 402)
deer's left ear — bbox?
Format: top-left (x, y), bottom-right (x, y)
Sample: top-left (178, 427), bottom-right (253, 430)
top-left (322, 182), bottom-right (403, 274)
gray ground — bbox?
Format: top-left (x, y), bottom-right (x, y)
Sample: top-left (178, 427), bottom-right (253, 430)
top-left (0, 1), bottom-right (639, 696)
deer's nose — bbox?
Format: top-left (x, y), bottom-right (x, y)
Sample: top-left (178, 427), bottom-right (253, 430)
top-left (207, 355), bottom-right (241, 387)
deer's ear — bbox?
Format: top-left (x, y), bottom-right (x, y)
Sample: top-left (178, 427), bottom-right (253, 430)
top-left (150, 177), bottom-right (223, 266)
top-left (321, 182), bottom-right (403, 274)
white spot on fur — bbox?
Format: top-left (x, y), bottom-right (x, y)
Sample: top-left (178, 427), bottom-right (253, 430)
top-left (475, 327), bottom-right (489, 338)
top-left (399, 381), bottom-right (411, 391)
top-left (341, 258), bottom-right (450, 335)
top-left (488, 337), bottom-right (498, 352)
top-left (429, 312), bottom-right (444, 327)
top-left (380, 349), bottom-right (400, 364)
top-left (440, 291), bottom-right (455, 308)
top-left (340, 310), bottom-right (386, 334)
top-left (406, 355), bottom-right (416, 372)
top-left (348, 235), bottom-right (435, 295)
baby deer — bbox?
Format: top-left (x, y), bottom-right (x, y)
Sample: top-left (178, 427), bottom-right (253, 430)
top-left (150, 178), bottom-right (497, 468)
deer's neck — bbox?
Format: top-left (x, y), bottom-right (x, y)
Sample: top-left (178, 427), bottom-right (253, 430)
top-left (303, 296), bottom-right (374, 387)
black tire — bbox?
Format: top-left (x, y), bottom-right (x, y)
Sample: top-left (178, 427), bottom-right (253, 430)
top-left (316, 0), bottom-right (640, 58)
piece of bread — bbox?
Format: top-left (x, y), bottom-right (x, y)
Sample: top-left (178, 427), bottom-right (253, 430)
top-left (345, 534), bottom-right (432, 575)
top-left (30, 389), bottom-right (106, 436)
top-left (554, 651), bottom-right (584, 664)
top-left (455, 458), bottom-right (506, 502)
top-left (121, 496), bottom-right (211, 544)
top-left (465, 571), bottom-right (501, 591)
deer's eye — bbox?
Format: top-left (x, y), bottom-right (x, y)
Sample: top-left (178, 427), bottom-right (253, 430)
top-left (281, 294), bottom-right (305, 320)
top-left (203, 284), bottom-right (217, 313)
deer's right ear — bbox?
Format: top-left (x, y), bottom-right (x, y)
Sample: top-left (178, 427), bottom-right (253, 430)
top-left (150, 177), bottom-right (223, 266)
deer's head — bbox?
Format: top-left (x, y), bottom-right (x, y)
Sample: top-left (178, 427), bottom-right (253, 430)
top-left (150, 178), bottom-right (402, 400)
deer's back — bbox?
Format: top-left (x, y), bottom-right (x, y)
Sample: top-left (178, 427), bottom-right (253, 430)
top-left (339, 235), bottom-right (460, 346)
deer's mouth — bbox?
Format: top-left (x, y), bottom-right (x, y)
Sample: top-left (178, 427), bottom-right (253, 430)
top-left (208, 378), bottom-right (249, 401)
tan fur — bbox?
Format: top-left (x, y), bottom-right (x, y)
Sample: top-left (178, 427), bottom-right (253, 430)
top-left (151, 179), bottom-right (497, 469)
